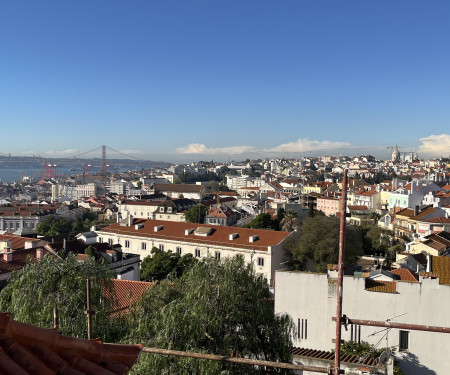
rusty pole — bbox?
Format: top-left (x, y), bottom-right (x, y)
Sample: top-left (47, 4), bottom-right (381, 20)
top-left (334, 169), bottom-right (348, 375)
top-left (332, 316), bottom-right (450, 334)
top-left (84, 278), bottom-right (95, 340)
top-left (142, 347), bottom-right (329, 373)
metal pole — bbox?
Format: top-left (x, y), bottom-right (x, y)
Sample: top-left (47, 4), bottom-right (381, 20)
top-left (333, 316), bottom-right (450, 334)
top-left (334, 169), bottom-right (348, 375)
top-left (141, 347), bottom-right (329, 373)
top-left (84, 278), bottom-right (95, 340)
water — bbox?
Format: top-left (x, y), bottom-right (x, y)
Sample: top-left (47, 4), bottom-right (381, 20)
top-left (0, 168), bottom-right (73, 183)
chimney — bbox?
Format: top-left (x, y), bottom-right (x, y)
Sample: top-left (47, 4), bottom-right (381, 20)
top-left (414, 205), bottom-right (419, 216)
top-left (426, 254), bottom-right (432, 273)
top-left (127, 215), bottom-right (133, 226)
top-left (36, 248), bottom-right (44, 260)
top-left (410, 181), bottom-right (415, 194)
top-left (3, 250), bottom-right (12, 262)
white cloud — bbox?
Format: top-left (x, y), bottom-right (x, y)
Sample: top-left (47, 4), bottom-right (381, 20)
top-left (44, 149), bottom-right (78, 156)
top-left (418, 134), bottom-right (450, 157)
top-left (20, 150), bottom-right (37, 155)
top-left (177, 143), bottom-right (256, 155)
top-left (266, 138), bottom-right (351, 153)
top-left (120, 149), bottom-right (143, 155)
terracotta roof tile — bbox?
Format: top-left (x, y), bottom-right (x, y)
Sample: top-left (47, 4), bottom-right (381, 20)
top-left (0, 312), bottom-right (142, 375)
top-left (364, 279), bottom-right (397, 293)
top-left (106, 279), bottom-right (154, 316)
top-left (291, 347), bottom-right (378, 366)
top-left (0, 234), bottom-right (41, 250)
top-left (432, 256), bottom-right (450, 285)
top-left (391, 268), bottom-right (419, 282)
top-left (101, 219), bottom-right (291, 252)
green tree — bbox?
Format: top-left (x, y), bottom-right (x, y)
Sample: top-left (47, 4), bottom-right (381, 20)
top-left (72, 218), bottom-right (86, 233)
top-left (140, 247), bottom-right (197, 282)
top-left (0, 253), bottom-right (124, 342)
top-left (184, 204), bottom-right (209, 224)
top-left (36, 216), bottom-right (73, 236)
top-left (244, 213), bottom-right (277, 230)
top-left (127, 256), bottom-right (294, 374)
top-left (286, 215), bottom-right (363, 272)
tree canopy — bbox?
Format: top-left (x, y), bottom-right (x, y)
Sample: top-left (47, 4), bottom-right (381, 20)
top-left (126, 256), bottom-right (294, 374)
top-left (286, 215), bottom-right (363, 272)
top-left (0, 253), bottom-right (124, 342)
top-left (184, 204), bottom-right (209, 224)
top-left (244, 213), bottom-right (278, 230)
top-left (140, 247), bottom-right (197, 281)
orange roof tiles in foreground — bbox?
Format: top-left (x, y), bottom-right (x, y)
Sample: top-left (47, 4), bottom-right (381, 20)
top-left (106, 279), bottom-right (154, 316)
top-left (0, 312), bottom-right (142, 375)
top-left (391, 268), bottom-right (419, 282)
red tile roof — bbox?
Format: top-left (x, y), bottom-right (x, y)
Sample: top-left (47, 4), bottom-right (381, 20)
top-left (365, 279), bottom-right (397, 293)
top-left (0, 248), bottom-right (53, 277)
top-left (391, 268), bottom-right (418, 282)
top-left (291, 347), bottom-right (378, 367)
top-left (107, 279), bottom-right (154, 316)
top-left (431, 256), bottom-right (450, 285)
top-left (0, 234), bottom-right (41, 250)
top-left (101, 219), bottom-right (291, 252)
top-left (0, 312), bottom-right (142, 375)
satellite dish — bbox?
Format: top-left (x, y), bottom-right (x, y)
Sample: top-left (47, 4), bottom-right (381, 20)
top-left (378, 348), bottom-right (391, 365)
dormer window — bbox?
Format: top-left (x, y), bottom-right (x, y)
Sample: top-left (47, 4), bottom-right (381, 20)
top-left (159, 207), bottom-right (164, 212)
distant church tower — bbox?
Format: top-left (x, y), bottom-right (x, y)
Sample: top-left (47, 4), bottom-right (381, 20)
top-left (391, 145), bottom-right (401, 163)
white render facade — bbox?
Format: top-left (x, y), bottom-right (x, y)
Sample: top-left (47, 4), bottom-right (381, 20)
top-left (275, 270), bottom-right (450, 375)
top-left (95, 219), bottom-right (292, 285)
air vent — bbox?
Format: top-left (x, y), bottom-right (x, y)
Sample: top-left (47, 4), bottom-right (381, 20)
top-left (229, 233), bottom-right (238, 240)
top-left (185, 228), bottom-right (194, 235)
top-left (135, 224), bottom-right (144, 230)
top-left (249, 235), bottom-right (259, 243)
top-left (154, 225), bottom-right (163, 232)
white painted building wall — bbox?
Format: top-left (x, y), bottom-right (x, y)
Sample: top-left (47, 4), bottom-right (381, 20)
top-left (275, 270), bottom-right (450, 375)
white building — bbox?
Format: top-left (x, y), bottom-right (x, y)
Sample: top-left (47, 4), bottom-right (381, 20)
top-left (95, 219), bottom-right (292, 285)
top-left (275, 267), bottom-right (450, 375)
top-left (76, 183), bottom-right (98, 201)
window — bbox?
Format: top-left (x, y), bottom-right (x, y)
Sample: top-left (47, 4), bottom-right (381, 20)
top-left (159, 244), bottom-right (164, 251)
top-left (160, 207), bottom-right (164, 212)
top-left (141, 242), bottom-right (147, 250)
top-left (176, 246), bottom-right (182, 255)
top-left (108, 238), bottom-right (113, 245)
top-left (350, 325), bottom-right (361, 344)
top-left (257, 257), bottom-right (264, 267)
top-left (99, 237), bottom-right (103, 243)
top-left (215, 251), bottom-right (221, 260)
top-left (125, 240), bottom-right (130, 248)
top-left (195, 249), bottom-right (201, 258)
top-left (399, 330), bottom-right (409, 351)
top-left (297, 318), bottom-right (308, 340)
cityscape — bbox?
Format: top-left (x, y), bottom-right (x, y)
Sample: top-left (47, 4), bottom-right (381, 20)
top-left (1, 1), bottom-right (450, 375)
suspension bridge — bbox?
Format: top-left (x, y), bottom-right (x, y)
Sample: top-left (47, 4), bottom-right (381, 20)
top-left (0, 146), bottom-right (169, 180)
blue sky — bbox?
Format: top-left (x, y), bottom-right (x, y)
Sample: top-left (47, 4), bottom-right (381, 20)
top-left (1, 1), bottom-right (449, 162)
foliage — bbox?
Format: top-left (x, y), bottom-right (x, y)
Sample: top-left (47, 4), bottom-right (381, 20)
top-left (0, 253), bottom-right (125, 342)
top-left (140, 247), bottom-right (197, 282)
top-left (184, 204), bottom-right (209, 224)
top-left (363, 226), bottom-right (393, 255)
top-left (286, 216), bottom-right (363, 272)
top-left (244, 213), bottom-right (278, 230)
top-left (126, 256), bottom-right (294, 374)
top-left (340, 340), bottom-right (386, 358)
top-left (36, 216), bottom-right (73, 236)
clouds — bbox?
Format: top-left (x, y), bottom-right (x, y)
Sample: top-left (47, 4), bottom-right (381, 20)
top-left (44, 149), bottom-right (78, 156)
top-left (418, 134), bottom-right (450, 157)
top-left (176, 138), bottom-right (351, 156)
top-left (266, 138), bottom-right (351, 153)
top-left (176, 143), bottom-right (257, 155)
